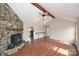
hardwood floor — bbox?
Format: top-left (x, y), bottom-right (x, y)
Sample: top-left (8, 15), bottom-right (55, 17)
top-left (11, 38), bottom-right (78, 56)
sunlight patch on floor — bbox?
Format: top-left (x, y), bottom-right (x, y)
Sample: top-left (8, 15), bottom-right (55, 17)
top-left (50, 46), bottom-right (58, 51)
top-left (57, 48), bottom-right (69, 56)
top-left (63, 42), bottom-right (70, 45)
top-left (60, 41), bottom-right (70, 45)
top-left (53, 47), bottom-right (58, 51)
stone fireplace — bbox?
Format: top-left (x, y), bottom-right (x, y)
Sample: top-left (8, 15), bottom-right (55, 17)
top-left (0, 3), bottom-right (24, 55)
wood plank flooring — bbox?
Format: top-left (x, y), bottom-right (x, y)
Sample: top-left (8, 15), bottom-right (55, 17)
top-left (11, 38), bottom-right (78, 56)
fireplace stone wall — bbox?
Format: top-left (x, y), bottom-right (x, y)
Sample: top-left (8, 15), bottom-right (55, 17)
top-left (0, 3), bottom-right (23, 55)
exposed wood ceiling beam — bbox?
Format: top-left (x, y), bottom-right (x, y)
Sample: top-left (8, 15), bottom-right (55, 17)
top-left (31, 3), bottom-right (55, 18)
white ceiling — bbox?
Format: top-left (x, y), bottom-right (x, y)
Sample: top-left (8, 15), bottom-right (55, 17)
top-left (40, 3), bottom-right (79, 22)
top-left (8, 3), bottom-right (45, 25)
top-left (8, 3), bottom-right (79, 24)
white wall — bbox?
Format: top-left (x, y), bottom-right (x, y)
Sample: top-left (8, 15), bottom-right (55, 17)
top-left (48, 18), bottom-right (75, 43)
top-left (21, 17), bottom-right (76, 43)
top-left (23, 22), bottom-right (44, 41)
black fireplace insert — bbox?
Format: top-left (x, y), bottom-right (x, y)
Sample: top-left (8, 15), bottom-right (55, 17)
top-left (7, 33), bottom-right (22, 49)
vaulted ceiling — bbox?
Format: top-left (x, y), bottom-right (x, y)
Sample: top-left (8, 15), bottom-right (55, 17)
top-left (40, 3), bottom-right (79, 22)
top-left (8, 3), bottom-right (79, 25)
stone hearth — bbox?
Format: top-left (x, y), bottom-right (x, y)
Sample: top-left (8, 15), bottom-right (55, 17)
top-left (0, 3), bottom-right (23, 55)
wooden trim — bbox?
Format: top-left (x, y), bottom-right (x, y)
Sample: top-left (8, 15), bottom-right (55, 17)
top-left (31, 3), bottom-right (55, 18)
top-left (6, 28), bottom-right (23, 30)
top-left (0, 27), bottom-right (23, 30)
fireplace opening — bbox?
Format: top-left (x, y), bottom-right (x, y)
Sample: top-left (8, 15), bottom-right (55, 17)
top-left (7, 33), bottom-right (23, 49)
